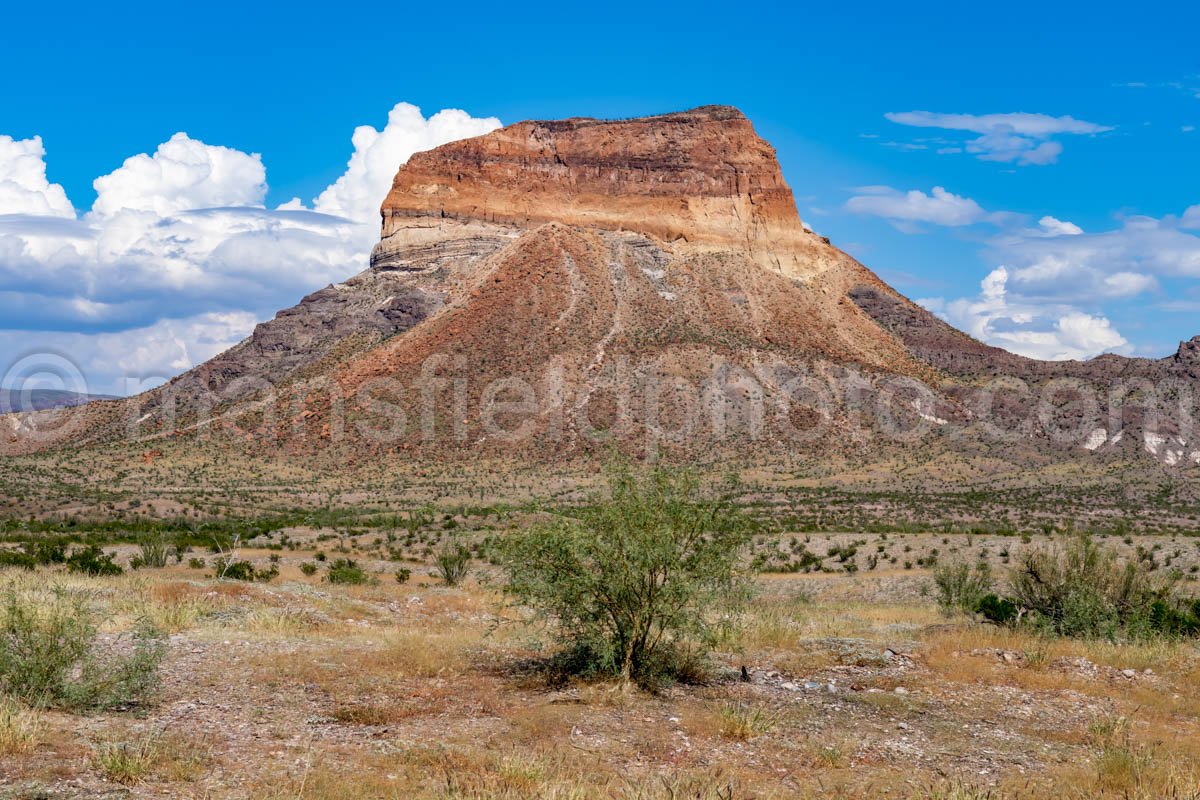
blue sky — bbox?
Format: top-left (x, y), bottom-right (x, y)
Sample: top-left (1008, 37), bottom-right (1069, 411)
top-left (2, 0), bottom-right (1198, 394)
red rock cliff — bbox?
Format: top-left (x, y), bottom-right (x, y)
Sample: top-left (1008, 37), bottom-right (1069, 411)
top-left (374, 106), bottom-right (832, 279)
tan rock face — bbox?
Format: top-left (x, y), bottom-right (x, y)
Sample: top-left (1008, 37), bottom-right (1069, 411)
top-left (375, 105), bottom-right (832, 280)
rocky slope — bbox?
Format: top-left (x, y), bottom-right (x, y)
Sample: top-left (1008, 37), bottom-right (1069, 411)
top-left (3, 106), bottom-right (1198, 465)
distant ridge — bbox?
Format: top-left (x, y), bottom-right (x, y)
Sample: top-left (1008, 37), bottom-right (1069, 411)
top-left (0, 388), bottom-right (116, 415)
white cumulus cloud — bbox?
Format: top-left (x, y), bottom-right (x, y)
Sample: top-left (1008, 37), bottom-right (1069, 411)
top-left (0, 103), bottom-right (501, 396)
top-left (990, 215), bottom-right (1200, 292)
top-left (0, 135), bottom-right (75, 218)
top-left (0, 311), bottom-right (258, 396)
top-left (845, 185), bottom-right (994, 227)
top-left (884, 111), bottom-right (1112, 166)
top-left (920, 204), bottom-right (1200, 360)
top-left (91, 133), bottom-right (267, 217)
top-left (929, 266), bottom-right (1130, 361)
top-left (877, 189), bottom-right (1200, 357)
top-left (885, 111), bottom-right (1110, 138)
top-left (1036, 216), bottom-right (1083, 236)
top-left (313, 103), bottom-right (501, 223)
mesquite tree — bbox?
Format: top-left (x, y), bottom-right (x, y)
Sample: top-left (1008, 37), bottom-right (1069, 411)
top-left (499, 460), bottom-right (753, 688)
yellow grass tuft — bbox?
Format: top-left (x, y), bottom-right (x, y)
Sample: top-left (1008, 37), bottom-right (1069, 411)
top-left (0, 696), bottom-right (43, 755)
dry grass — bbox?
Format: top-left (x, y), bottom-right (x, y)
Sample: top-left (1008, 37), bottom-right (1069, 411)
top-left (237, 604), bottom-right (330, 637)
top-left (0, 696), bottom-right (43, 755)
top-left (3, 538), bottom-right (1200, 799)
top-left (713, 700), bottom-right (783, 741)
top-left (919, 623), bottom-right (1200, 701)
top-left (92, 730), bottom-right (161, 785)
top-left (260, 746), bottom-right (749, 800)
top-left (89, 725), bottom-right (214, 787)
top-left (806, 736), bottom-right (854, 768)
top-left (137, 581), bottom-right (224, 632)
top-left (353, 628), bottom-right (480, 679)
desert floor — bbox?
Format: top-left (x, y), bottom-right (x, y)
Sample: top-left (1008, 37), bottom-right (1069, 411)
top-left (2, 539), bottom-right (1199, 800)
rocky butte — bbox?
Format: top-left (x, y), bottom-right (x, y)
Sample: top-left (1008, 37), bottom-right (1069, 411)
top-left (3, 106), bottom-right (1200, 465)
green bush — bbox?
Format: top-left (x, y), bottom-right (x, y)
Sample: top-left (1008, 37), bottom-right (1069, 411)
top-left (434, 544), bottom-right (471, 587)
top-left (933, 561), bottom-right (993, 613)
top-left (213, 557), bottom-right (277, 583)
top-left (0, 588), bottom-right (165, 710)
top-left (1010, 535), bottom-right (1177, 639)
top-left (0, 551), bottom-right (37, 571)
top-left (975, 594), bottom-right (1019, 625)
top-left (498, 461), bottom-right (752, 689)
top-left (65, 546), bottom-right (123, 576)
top-left (956, 536), bottom-right (1199, 640)
top-left (394, 568), bottom-right (412, 584)
top-left (1148, 598), bottom-right (1200, 636)
top-left (325, 558), bottom-right (371, 585)
top-left (22, 539), bottom-right (67, 566)
top-left (299, 562), bottom-right (318, 577)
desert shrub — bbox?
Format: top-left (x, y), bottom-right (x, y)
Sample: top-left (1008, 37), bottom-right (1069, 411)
top-left (975, 594), bottom-right (1019, 625)
top-left (0, 551), bottom-right (37, 571)
top-left (130, 533), bottom-right (170, 570)
top-left (434, 544), bottom-right (471, 586)
top-left (22, 539), bottom-right (67, 566)
top-left (958, 535), bottom-right (1199, 639)
top-left (212, 557), bottom-right (276, 583)
top-left (325, 558), bottom-right (371, 585)
top-left (933, 561), bottom-right (993, 613)
top-left (299, 562), bottom-right (318, 577)
top-left (0, 588), bottom-right (165, 710)
top-left (1148, 598), bottom-right (1200, 636)
top-left (403, 506), bottom-right (435, 538)
top-left (1009, 535), bottom-right (1183, 639)
top-left (187, 558), bottom-right (205, 570)
top-left (394, 568), bottom-right (412, 584)
top-left (65, 545), bottom-right (123, 576)
top-left (498, 461), bottom-right (752, 689)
